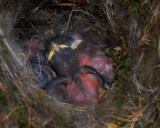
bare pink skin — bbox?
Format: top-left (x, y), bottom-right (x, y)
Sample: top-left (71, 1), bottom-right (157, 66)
top-left (22, 47), bottom-right (35, 56)
top-left (79, 53), bottom-right (114, 81)
top-left (66, 73), bottom-right (101, 105)
top-left (66, 53), bottom-right (114, 105)
top-left (22, 38), bottom-right (44, 56)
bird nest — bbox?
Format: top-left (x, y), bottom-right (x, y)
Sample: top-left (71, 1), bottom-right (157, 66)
top-left (0, 0), bottom-right (160, 127)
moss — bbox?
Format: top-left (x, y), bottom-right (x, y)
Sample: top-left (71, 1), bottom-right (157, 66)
top-left (2, 47), bottom-right (9, 60)
top-left (152, 76), bottom-right (160, 86)
top-left (17, 111), bottom-right (28, 128)
top-left (105, 48), bottom-right (110, 55)
top-left (37, 99), bottom-right (45, 107)
top-left (31, 98), bottom-right (47, 113)
top-left (116, 98), bottom-right (123, 109)
top-left (132, 97), bottom-right (139, 106)
top-left (142, 119), bottom-right (156, 128)
top-left (142, 71), bottom-right (151, 84)
top-left (119, 121), bottom-right (126, 127)
top-left (0, 90), bottom-right (8, 105)
top-left (54, 111), bottom-right (64, 121)
top-left (118, 79), bottom-right (130, 94)
top-left (112, 51), bottom-right (129, 71)
top-left (0, 24), bottom-right (6, 34)
top-left (67, 115), bottom-right (77, 128)
top-left (122, 0), bottom-right (149, 12)
top-left (113, 114), bottom-right (126, 127)
top-left (121, 0), bottom-right (151, 28)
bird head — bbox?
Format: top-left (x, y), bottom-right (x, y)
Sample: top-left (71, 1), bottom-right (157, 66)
top-left (48, 39), bottom-right (82, 61)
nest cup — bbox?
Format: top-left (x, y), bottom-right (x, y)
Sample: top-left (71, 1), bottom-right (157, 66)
top-left (0, 22), bottom-right (100, 127)
top-left (0, 0), bottom-right (116, 127)
top-left (1, 0), bottom-right (160, 127)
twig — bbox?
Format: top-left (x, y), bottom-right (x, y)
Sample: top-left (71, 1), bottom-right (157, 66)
top-left (12, 78), bottom-right (31, 104)
top-left (131, 77), bottom-right (157, 93)
top-left (72, 8), bottom-right (97, 24)
top-left (133, 52), bottom-right (144, 77)
top-left (67, 11), bottom-right (73, 30)
top-left (0, 27), bottom-right (22, 67)
top-left (0, 82), bottom-right (8, 93)
top-left (33, 0), bottom-right (48, 12)
top-left (104, 3), bottom-right (116, 35)
top-left (147, 64), bottom-right (160, 70)
top-left (2, 106), bottom-right (24, 122)
top-left (0, 52), bottom-right (14, 78)
top-left (125, 89), bottom-right (160, 127)
top-left (26, 104), bottom-right (31, 128)
top-left (11, 78), bottom-right (42, 127)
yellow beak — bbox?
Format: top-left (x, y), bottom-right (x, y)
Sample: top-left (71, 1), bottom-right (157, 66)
top-left (48, 42), bottom-right (69, 61)
top-left (71, 39), bottom-right (82, 49)
top-left (58, 44), bottom-right (69, 49)
top-left (48, 49), bottom-right (55, 61)
top-left (48, 42), bottom-right (55, 61)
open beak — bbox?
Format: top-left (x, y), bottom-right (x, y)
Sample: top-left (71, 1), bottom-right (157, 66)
top-left (71, 39), bottom-right (82, 49)
top-left (48, 39), bottom-right (81, 61)
top-left (48, 42), bottom-right (69, 61)
top-left (48, 46), bottom-right (55, 61)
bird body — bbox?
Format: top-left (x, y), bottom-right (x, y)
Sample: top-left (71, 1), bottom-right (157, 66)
top-left (67, 73), bottom-right (100, 105)
top-left (49, 47), bottom-right (79, 77)
top-left (22, 30), bottom-right (114, 105)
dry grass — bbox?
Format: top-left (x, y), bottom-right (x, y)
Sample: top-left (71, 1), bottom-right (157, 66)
top-left (0, 0), bottom-right (160, 127)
